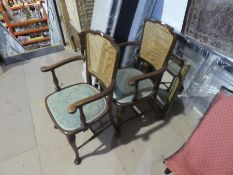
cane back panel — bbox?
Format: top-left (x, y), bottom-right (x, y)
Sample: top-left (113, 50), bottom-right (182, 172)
top-left (86, 32), bottom-right (118, 87)
top-left (139, 21), bottom-right (175, 70)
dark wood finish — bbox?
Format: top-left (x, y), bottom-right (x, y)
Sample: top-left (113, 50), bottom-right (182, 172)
top-left (66, 135), bottom-right (81, 165)
top-left (68, 81), bottom-right (115, 113)
top-left (40, 55), bottom-right (85, 72)
top-left (158, 55), bottom-right (189, 118)
top-left (128, 66), bottom-right (167, 86)
top-left (113, 19), bottom-right (176, 135)
top-left (164, 168), bottom-right (171, 174)
top-left (118, 41), bottom-right (140, 47)
top-left (41, 30), bottom-right (120, 165)
top-left (51, 70), bottom-right (61, 92)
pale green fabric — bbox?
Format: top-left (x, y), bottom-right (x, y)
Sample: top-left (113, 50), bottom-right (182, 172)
top-left (47, 84), bottom-right (108, 131)
top-left (168, 61), bottom-right (181, 76)
top-left (157, 88), bottom-right (169, 105)
top-left (114, 68), bottom-right (154, 103)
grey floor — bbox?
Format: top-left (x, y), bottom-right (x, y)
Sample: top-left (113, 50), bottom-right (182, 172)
top-left (0, 50), bottom-right (201, 175)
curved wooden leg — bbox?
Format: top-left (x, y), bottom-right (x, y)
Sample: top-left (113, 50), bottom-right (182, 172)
top-left (109, 107), bottom-right (118, 132)
top-left (66, 135), bottom-right (81, 165)
top-left (116, 106), bottom-right (122, 137)
top-left (164, 168), bottom-right (171, 174)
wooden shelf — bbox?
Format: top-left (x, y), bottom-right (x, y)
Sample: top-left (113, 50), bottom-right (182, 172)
top-left (10, 1), bottom-right (45, 10)
top-left (11, 18), bottom-right (48, 27)
top-left (21, 37), bottom-right (50, 45)
top-left (1, 1), bottom-right (50, 49)
top-left (14, 26), bottom-right (48, 36)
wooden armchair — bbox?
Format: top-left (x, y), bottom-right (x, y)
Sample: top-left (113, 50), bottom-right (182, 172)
top-left (40, 30), bottom-right (119, 165)
top-left (113, 20), bottom-right (176, 135)
top-left (157, 55), bottom-right (189, 117)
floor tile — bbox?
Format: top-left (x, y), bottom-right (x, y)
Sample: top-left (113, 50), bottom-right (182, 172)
top-left (0, 149), bottom-right (42, 175)
top-left (0, 63), bottom-right (36, 162)
top-left (0, 50), bottom-right (201, 175)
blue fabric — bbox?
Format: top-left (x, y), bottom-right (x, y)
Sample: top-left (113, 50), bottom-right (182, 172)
top-left (157, 88), bottom-right (169, 105)
top-left (168, 61), bottom-right (181, 76)
top-left (114, 68), bottom-right (154, 103)
top-left (47, 84), bottom-right (108, 131)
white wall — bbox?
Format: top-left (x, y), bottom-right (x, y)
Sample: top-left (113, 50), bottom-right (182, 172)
top-left (152, 0), bottom-right (188, 31)
top-left (91, 0), bottom-right (114, 32)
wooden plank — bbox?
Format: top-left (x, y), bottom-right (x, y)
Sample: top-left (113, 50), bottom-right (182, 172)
top-left (14, 26), bottom-right (49, 36)
top-left (11, 18), bottom-right (48, 27)
top-left (10, 1), bottom-right (45, 10)
top-left (21, 37), bottom-right (50, 45)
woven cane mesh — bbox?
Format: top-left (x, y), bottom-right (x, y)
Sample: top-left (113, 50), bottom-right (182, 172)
top-left (140, 22), bottom-right (174, 70)
top-left (86, 33), bottom-right (117, 87)
top-left (168, 64), bottom-right (188, 102)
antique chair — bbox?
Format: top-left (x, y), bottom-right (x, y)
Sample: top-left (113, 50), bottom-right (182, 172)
top-left (40, 30), bottom-right (119, 165)
top-left (113, 20), bottom-right (176, 135)
top-left (157, 55), bottom-right (189, 117)
top-left (164, 86), bottom-right (233, 174)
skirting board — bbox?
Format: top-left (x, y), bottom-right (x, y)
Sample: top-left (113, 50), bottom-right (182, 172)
top-left (3, 44), bottom-right (64, 65)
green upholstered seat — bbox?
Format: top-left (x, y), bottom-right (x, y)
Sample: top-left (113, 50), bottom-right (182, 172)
top-left (157, 88), bottom-right (169, 105)
top-left (168, 61), bottom-right (181, 76)
top-left (46, 84), bottom-right (108, 131)
top-left (114, 68), bottom-right (154, 103)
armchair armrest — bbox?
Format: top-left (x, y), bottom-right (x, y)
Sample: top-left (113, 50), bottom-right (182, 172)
top-left (128, 66), bottom-right (167, 86)
top-left (118, 41), bottom-right (140, 47)
top-left (68, 81), bottom-right (115, 114)
top-left (40, 55), bottom-right (85, 72)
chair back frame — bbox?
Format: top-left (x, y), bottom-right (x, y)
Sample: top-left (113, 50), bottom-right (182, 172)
top-left (138, 19), bottom-right (177, 71)
top-left (79, 30), bottom-right (120, 90)
top-left (158, 55), bottom-right (189, 116)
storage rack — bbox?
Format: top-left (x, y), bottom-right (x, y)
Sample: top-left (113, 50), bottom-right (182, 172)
top-left (0, 0), bottom-right (50, 50)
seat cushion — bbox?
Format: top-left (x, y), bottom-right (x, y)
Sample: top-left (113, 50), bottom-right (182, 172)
top-left (114, 68), bottom-right (154, 104)
top-left (157, 88), bottom-right (169, 105)
top-left (46, 84), bottom-right (108, 131)
top-left (167, 60), bottom-right (181, 76)
top-left (164, 92), bottom-right (233, 175)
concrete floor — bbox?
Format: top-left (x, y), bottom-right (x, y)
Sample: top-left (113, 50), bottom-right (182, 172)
top-left (0, 50), bottom-right (201, 175)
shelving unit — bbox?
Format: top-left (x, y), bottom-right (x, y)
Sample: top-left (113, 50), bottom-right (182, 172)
top-left (0, 0), bottom-right (51, 50)
top-left (10, 0), bottom-right (45, 10)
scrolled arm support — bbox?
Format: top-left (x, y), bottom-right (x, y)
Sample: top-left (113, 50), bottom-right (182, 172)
top-left (40, 55), bottom-right (85, 72)
top-left (129, 66), bottom-right (168, 101)
top-left (40, 55), bottom-right (85, 91)
top-left (128, 66), bottom-right (167, 86)
top-left (68, 81), bottom-right (115, 114)
top-left (68, 81), bottom-right (115, 130)
top-left (51, 70), bottom-right (61, 91)
top-left (79, 107), bottom-right (88, 130)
